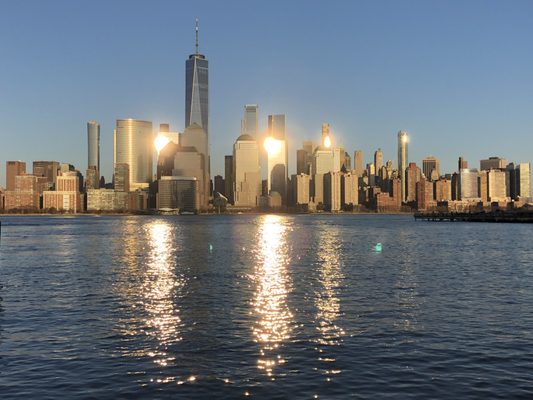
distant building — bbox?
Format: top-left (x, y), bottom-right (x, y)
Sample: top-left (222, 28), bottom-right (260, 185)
top-left (324, 171), bottom-right (342, 212)
top-left (422, 156), bottom-right (440, 181)
top-left (114, 119), bottom-right (153, 190)
top-left (313, 173), bottom-right (324, 205)
top-left (85, 166), bottom-right (99, 190)
top-left (458, 169), bottom-right (480, 201)
top-left (480, 157), bottom-right (507, 171)
top-left (156, 141), bottom-right (179, 179)
top-left (214, 175), bottom-right (225, 196)
top-left (512, 163), bottom-right (531, 201)
top-left (267, 114), bottom-right (285, 139)
top-left (241, 104), bottom-right (258, 139)
top-left (43, 173), bottom-right (82, 213)
top-left (376, 177), bottom-right (401, 212)
top-left (33, 161), bottom-right (60, 189)
top-left (313, 147), bottom-right (334, 175)
top-left (186, 19), bottom-right (209, 135)
top-left (265, 114), bottom-right (289, 204)
top-left (416, 178), bottom-right (435, 210)
top-left (397, 131), bottom-right (409, 202)
top-left (458, 156), bottom-right (468, 172)
top-left (6, 161), bottom-right (26, 191)
top-left (374, 149), bottom-right (383, 174)
top-left (487, 169), bottom-right (507, 202)
top-left (434, 178), bottom-right (452, 202)
top-left (4, 175), bottom-right (40, 211)
top-left (293, 173), bottom-right (310, 205)
top-left (233, 134), bottom-right (261, 207)
top-left (343, 151), bottom-right (352, 171)
top-left (173, 123), bottom-right (210, 209)
top-left (87, 120), bottom-right (100, 175)
top-left (353, 150), bottom-right (364, 177)
top-left (266, 115), bottom-right (288, 203)
top-left (114, 163), bottom-right (130, 192)
top-left (157, 176), bottom-right (198, 212)
top-left (405, 162), bottom-right (421, 203)
top-left (224, 155), bottom-right (234, 204)
top-left (87, 189), bottom-right (129, 211)
top-left (297, 140), bottom-right (315, 175)
top-left (342, 172), bottom-right (359, 207)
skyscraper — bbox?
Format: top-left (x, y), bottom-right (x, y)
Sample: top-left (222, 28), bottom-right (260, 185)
top-left (241, 104), bottom-right (258, 139)
top-left (267, 114), bottom-right (286, 139)
top-left (87, 121), bottom-right (100, 173)
top-left (233, 134), bottom-right (261, 207)
top-left (114, 119), bottom-right (153, 190)
top-left (374, 149), bottom-right (383, 174)
top-left (185, 19), bottom-right (209, 135)
top-left (33, 161), bottom-right (60, 189)
top-left (422, 156), bottom-right (440, 181)
top-left (225, 155), bottom-right (234, 205)
top-left (6, 161), bottom-right (26, 191)
top-left (458, 156), bottom-right (468, 171)
top-left (175, 123), bottom-right (210, 209)
top-left (353, 150), bottom-right (363, 176)
top-left (458, 169), bottom-right (480, 200)
top-left (507, 162), bottom-right (531, 201)
top-left (480, 157), bottom-right (507, 171)
top-left (405, 162), bottom-right (421, 203)
top-left (266, 114), bottom-right (288, 203)
top-left (296, 141), bottom-right (315, 175)
top-left (516, 163), bottom-right (531, 200)
top-left (397, 131), bottom-right (409, 202)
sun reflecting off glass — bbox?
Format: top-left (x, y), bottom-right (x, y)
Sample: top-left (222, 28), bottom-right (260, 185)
top-left (315, 228), bottom-right (345, 378)
top-left (252, 215), bottom-right (293, 376)
top-left (323, 135), bottom-right (332, 149)
top-left (264, 136), bottom-right (282, 156)
top-left (154, 134), bottom-right (171, 154)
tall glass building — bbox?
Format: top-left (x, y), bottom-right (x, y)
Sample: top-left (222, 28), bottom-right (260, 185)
top-left (114, 119), bottom-right (153, 190)
top-left (87, 121), bottom-right (100, 172)
top-left (397, 131), bottom-right (409, 202)
top-left (185, 21), bottom-right (209, 135)
top-left (241, 104), bottom-right (258, 139)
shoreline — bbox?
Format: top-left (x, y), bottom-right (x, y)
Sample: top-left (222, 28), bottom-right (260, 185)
top-left (0, 211), bottom-right (414, 218)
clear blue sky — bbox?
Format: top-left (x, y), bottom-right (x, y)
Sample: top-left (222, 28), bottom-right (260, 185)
top-left (1, 0), bottom-right (533, 186)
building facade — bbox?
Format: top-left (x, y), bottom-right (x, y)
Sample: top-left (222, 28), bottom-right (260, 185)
top-left (6, 161), bottom-right (26, 191)
top-left (87, 120), bottom-right (100, 174)
top-left (422, 156), bottom-right (440, 180)
top-left (233, 134), bottom-right (261, 207)
top-left (158, 176), bottom-right (198, 212)
top-left (241, 104), bottom-right (258, 139)
top-left (114, 119), bottom-right (153, 190)
top-left (397, 131), bottom-right (409, 202)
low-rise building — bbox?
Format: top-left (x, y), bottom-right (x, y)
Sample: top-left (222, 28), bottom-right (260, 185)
top-left (87, 189), bottom-right (129, 211)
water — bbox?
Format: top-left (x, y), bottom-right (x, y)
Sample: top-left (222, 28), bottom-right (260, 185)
top-left (1, 214), bottom-right (533, 399)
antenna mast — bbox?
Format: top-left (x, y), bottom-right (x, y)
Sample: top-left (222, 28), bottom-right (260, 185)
top-left (195, 18), bottom-right (199, 54)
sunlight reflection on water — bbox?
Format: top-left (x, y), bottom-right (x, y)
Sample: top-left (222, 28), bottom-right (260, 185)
top-left (252, 215), bottom-right (293, 378)
top-left (315, 226), bottom-right (346, 381)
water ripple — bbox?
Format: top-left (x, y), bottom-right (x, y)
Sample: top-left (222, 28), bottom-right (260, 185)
top-left (1, 215), bottom-right (533, 398)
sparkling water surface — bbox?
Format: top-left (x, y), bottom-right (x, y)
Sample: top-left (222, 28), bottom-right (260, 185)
top-left (1, 214), bottom-right (533, 399)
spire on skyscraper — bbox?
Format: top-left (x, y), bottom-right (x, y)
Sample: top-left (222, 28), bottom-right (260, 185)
top-left (195, 18), bottom-right (199, 55)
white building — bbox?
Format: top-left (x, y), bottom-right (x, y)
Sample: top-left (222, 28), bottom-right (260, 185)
top-left (234, 134), bottom-right (261, 207)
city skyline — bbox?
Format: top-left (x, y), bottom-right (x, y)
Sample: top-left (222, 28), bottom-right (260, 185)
top-left (1, 1), bottom-right (533, 187)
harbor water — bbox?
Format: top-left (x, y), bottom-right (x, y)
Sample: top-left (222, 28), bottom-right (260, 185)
top-left (1, 214), bottom-right (532, 398)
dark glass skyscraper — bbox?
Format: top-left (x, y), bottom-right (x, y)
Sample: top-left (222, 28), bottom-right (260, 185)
top-left (185, 20), bottom-right (209, 135)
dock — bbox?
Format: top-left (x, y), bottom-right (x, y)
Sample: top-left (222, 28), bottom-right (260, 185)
top-left (414, 210), bottom-right (533, 223)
